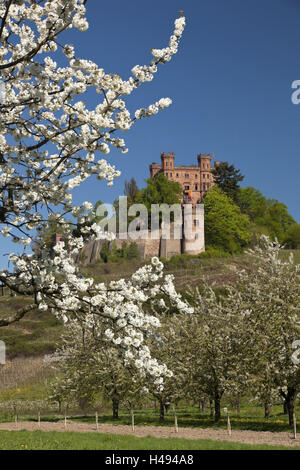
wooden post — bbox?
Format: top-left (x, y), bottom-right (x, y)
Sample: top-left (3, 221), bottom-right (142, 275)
top-left (227, 411), bottom-right (231, 436)
top-left (293, 412), bottom-right (297, 440)
top-left (15, 384), bottom-right (18, 428)
top-left (14, 400), bottom-right (18, 429)
top-left (64, 405), bottom-right (67, 429)
top-left (174, 405), bottom-right (178, 433)
top-left (38, 410), bottom-right (41, 429)
top-left (131, 408), bottom-right (134, 432)
top-left (96, 411), bottom-right (99, 431)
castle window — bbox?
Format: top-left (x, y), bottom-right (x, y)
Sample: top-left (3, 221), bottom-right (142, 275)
top-left (166, 172), bottom-right (168, 177)
top-left (184, 185), bottom-right (189, 190)
top-left (194, 219), bottom-right (199, 227)
top-left (166, 162), bottom-right (168, 166)
top-left (176, 173), bottom-right (179, 177)
top-left (195, 184), bottom-right (198, 190)
top-left (195, 233), bottom-right (199, 240)
top-left (195, 174), bottom-right (197, 178)
top-left (185, 173), bottom-right (189, 178)
top-left (170, 173), bottom-right (172, 177)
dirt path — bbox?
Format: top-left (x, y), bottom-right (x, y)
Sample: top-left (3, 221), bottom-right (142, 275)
top-left (0, 421), bottom-right (299, 448)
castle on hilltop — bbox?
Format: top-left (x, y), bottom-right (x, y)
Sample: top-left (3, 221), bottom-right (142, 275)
top-left (150, 152), bottom-right (218, 206)
top-left (76, 152), bottom-right (217, 263)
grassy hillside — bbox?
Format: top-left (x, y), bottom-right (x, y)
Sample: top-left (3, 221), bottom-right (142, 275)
top-left (80, 249), bottom-right (300, 290)
top-left (0, 295), bottom-right (64, 359)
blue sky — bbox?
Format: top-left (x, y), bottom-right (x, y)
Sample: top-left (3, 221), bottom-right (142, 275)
top-left (2, 0), bottom-right (300, 267)
top-left (70, 0), bottom-right (300, 219)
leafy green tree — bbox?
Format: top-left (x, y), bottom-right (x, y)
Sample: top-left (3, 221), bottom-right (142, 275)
top-left (260, 200), bottom-right (296, 242)
top-left (112, 173), bottom-right (182, 230)
top-left (237, 187), bottom-right (267, 221)
top-left (99, 241), bottom-right (140, 263)
top-left (283, 224), bottom-right (300, 249)
top-left (135, 173), bottom-right (182, 210)
top-left (135, 173), bottom-right (182, 228)
top-left (237, 187), bottom-right (296, 244)
top-left (211, 162), bottom-right (244, 202)
top-left (204, 186), bottom-right (251, 253)
top-left (127, 242), bottom-right (140, 259)
top-left (100, 241), bottom-right (111, 263)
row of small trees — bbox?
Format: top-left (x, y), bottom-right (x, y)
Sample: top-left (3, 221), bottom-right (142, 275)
top-left (49, 237), bottom-right (300, 427)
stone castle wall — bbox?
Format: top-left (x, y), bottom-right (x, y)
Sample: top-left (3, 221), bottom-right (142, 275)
top-left (75, 206), bottom-right (205, 264)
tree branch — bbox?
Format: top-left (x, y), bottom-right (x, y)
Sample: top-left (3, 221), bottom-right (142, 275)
top-left (0, 303), bottom-right (37, 327)
top-left (0, 0), bottom-right (13, 42)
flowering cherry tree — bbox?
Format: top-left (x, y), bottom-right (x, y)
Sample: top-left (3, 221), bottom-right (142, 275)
top-left (235, 236), bottom-right (300, 426)
top-left (48, 324), bottom-right (146, 418)
top-left (184, 285), bottom-right (250, 423)
top-left (0, 1), bottom-right (191, 379)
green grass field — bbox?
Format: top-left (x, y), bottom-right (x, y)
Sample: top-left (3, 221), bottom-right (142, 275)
top-left (0, 430), bottom-right (298, 450)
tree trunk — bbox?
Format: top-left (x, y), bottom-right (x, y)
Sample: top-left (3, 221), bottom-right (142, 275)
top-left (79, 397), bottom-right (89, 416)
top-left (264, 401), bottom-right (272, 420)
top-left (214, 394), bottom-right (221, 423)
top-left (236, 399), bottom-right (240, 415)
top-left (159, 400), bottom-right (165, 422)
top-left (283, 401), bottom-right (288, 415)
top-left (282, 388), bottom-right (296, 426)
top-left (165, 402), bottom-right (170, 414)
top-left (112, 398), bottom-right (119, 420)
top-left (286, 397), bottom-right (295, 427)
top-left (201, 399), bottom-right (207, 413)
top-left (209, 399), bottom-right (214, 418)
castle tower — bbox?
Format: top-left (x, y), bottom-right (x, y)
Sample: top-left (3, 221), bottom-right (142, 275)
top-left (161, 152), bottom-right (175, 173)
top-left (197, 153), bottom-right (213, 198)
top-left (182, 203), bottom-right (205, 255)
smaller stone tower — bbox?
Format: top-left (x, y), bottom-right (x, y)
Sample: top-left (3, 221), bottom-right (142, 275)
top-left (182, 203), bottom-right (205, 255)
